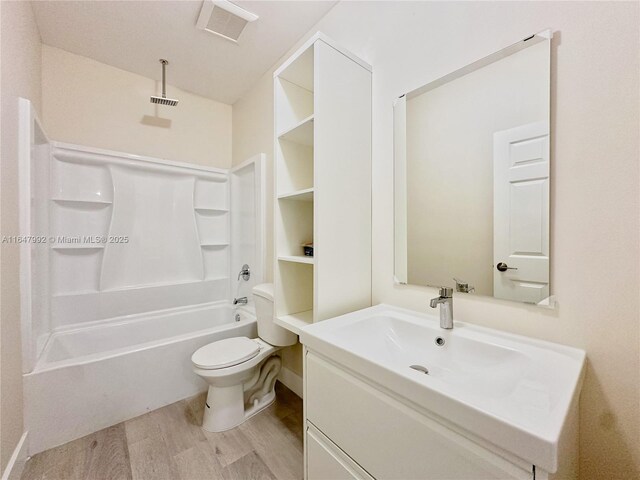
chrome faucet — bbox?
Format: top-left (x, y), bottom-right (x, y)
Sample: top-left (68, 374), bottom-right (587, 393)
top-left (429, 287), bottom-right (454, 329)
top-left (233, 296), bottom-right (248, 306)
top-left (237, 264), bottom-right (251, 281)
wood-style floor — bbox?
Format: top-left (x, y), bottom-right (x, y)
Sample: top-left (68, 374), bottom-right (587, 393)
top-left (21, 382), bottom-right (303, 480)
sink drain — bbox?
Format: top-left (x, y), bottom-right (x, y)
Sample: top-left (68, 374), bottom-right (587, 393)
top-left (410, 365), bottom-right (429, 375)
top-left (435, 337), bottom-right (445, 346)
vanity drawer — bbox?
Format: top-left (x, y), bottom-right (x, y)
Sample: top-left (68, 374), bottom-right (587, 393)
top-left (307, 423), bottom-right (374, 480)
top-left (306, 352), bottom-right (532, 480)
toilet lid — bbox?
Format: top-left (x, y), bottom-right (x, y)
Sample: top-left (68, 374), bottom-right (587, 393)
top-left (192, 337), bottom-right (260, 370)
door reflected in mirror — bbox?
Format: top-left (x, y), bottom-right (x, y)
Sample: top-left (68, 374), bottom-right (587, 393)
top-left (394, 31), bottom-right (553, 306)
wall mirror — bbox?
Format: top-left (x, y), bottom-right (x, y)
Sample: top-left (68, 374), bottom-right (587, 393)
top-left (394, 31), bottom-right (553, 306)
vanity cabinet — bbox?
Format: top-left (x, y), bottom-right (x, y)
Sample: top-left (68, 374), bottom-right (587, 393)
top-left (304, 351), bottom-right (534, 480)
top-left (307, 424), bottom-right (374, 480)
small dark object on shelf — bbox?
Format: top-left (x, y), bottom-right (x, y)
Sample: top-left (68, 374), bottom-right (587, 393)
top-left (302, 243), bottom-right (314, 257)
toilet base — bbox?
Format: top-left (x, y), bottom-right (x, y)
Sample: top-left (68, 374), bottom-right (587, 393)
top-left (200, 355), bottom-right (281, 432)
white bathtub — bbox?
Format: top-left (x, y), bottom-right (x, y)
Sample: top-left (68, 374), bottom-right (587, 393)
top-left (24, 302), bottom-right (256, 455)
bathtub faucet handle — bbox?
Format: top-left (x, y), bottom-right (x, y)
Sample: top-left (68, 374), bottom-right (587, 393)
top-left (238, 264), bottom-right (251, 281)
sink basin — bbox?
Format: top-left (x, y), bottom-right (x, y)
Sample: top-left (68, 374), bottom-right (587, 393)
top-left (300, 304), bottom-right (586, 473)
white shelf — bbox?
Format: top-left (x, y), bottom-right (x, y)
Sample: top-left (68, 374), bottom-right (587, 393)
top-left (52, 198), bottom-right (112, 207)
top-left (275, 310), bottom-right (313, 335)
top-left (200, 243), bottom-right (229, 248)
top-left (278, 115), bottom-right (314, 146)
top-left (194, 207), bottom-right (228, 213)
top-left (278, 255), bottom-right (314, 265)
top-left (278, 188), bottom-right (314, 202)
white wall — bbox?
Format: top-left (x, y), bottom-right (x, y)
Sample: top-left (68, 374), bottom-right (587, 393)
top-left (42, 45), bottom-right (232, 168)
top-left (406, 41), bottom-right (549, 295)
top-left (231, 2), bottom-right (640, 477)
top-left (0, 0), bottom-right (42, 473)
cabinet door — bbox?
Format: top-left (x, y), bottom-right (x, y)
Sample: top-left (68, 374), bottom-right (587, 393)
top-left (306, 353), bottom-right (532, 480)
top-left (307, 424), bottom-right (374, 480)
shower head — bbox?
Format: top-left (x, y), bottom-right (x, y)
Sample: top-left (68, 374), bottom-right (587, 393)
top-left (150, 59), bottom-right (179, 106)
top-left (150, 96), bottom-right (178, 107)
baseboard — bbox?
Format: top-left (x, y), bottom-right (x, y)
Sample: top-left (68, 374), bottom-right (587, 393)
top-left (278, 367), bottom-right (303, 398)
top-left (1, 431), bottom-right (29, 480)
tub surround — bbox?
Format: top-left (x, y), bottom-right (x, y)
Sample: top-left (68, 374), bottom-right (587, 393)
top-left (46, 143), bottom-right (231, 325)
top-left (19, 119), bottom-right (234, 372)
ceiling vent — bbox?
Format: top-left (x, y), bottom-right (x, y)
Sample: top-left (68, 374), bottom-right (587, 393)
top-left (196, 0), bottom-right (258, 43)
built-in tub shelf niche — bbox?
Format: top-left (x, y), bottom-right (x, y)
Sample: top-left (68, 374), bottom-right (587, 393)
top-left (48, 144), bottom-right (231, 328)
top-left (274, 33), bottom-right (372, 335)
top-left (194, 177), bottom-right (230, 281)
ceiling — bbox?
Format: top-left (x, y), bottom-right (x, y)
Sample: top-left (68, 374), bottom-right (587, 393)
top-left (32, 1), bottom-right (337, 104)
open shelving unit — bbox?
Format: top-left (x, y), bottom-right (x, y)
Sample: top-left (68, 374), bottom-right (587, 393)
top-left (274, 33), bottom-right (372, 334)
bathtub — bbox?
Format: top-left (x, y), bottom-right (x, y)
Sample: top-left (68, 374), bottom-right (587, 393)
top-left (24, 302), bottom-right (256, 455)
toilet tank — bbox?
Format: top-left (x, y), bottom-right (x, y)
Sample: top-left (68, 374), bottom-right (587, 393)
top-left (252, 283), bottom-right (297, 346)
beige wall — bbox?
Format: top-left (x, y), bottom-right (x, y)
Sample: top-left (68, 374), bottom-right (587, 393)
top-left (232, 2), bottom-right (640, 478)
top-left (42, 45), bottom-right (232, 168)
top-left (406, 41), bottom-right (548, 295)
top-left (233, 76), bottom-right (274, 279)
top-left (0, 0), bottom-right (42, 472)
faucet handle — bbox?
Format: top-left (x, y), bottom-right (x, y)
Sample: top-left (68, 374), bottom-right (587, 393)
top-left (237, 264), bottom-right (251, 281)
top-left (439, 287), bottom-right (453, 297)
top-left (453, 278), bottom-right (475, 294)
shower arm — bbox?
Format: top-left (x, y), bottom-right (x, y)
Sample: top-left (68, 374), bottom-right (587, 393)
top-left (160, 59), bottom-right (168, 99)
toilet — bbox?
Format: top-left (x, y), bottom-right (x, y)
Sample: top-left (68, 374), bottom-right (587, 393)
top-left (192, 283), bottom-right (297, 432)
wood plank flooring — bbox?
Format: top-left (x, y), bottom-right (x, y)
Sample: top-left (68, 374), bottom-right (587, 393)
top-left (22, 382), bottom-right (303, 480)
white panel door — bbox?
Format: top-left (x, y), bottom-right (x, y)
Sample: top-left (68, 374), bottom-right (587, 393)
top-left (493, 121), bottom-right (549, 303)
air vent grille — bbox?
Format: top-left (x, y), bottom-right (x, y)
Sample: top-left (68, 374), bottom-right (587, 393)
top-left (207, 6), bottom-right (248, 41)
top-left (196, 0), bottom-right (258, 44)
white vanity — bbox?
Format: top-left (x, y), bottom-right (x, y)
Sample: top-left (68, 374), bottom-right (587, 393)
top-left (300, 305), bottom-right (585, 480)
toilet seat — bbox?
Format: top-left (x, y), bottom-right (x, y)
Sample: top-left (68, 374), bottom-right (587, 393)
top-left (192, 337), bottom-right (260, 370)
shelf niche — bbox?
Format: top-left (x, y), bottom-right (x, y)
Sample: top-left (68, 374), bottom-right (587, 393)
top-left (275, 261), bottom-right (313, 326)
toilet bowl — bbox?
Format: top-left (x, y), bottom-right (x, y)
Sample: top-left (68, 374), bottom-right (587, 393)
top-left (192, 283), bottom-right (297, 432)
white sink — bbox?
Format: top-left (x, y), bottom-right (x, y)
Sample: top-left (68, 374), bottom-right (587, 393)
top-left (299, 304), bottom-right (586, 473)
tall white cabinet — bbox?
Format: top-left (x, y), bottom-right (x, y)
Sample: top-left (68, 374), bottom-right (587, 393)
top-left (273, 33), bottom-right (372, 333)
